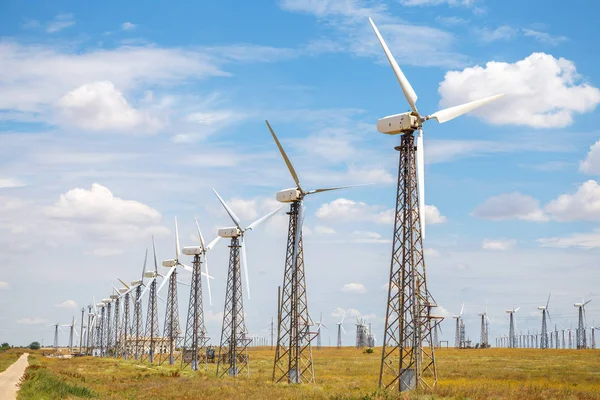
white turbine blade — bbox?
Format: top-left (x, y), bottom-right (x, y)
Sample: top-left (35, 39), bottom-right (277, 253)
top-left (206, 236), bottom-right (221, 251)
top-left (306, 183), bottom-right (372, 195)
top-left (515, 307), bottom-right (520, 312)
top-left (204, 254), bottom-right (213, 307)
top-left (175, 217), bottom-right (181, 259)
top-left (368, 17), bottom-right (418, 113)
top-left (427, 94), bottom-right (504, 124)
top-left (201, 272), bottom-right (215, 280)
top-left (117, 278), bottom-right (129, 289)
top-left (322, 323), bottom-right (328, 329)
top-left (265, 120), bottom-right (302, 190)
top-left (416, 129), bottom-right (425, 239)
top-left (157, 267), bottom-right (176, 293)
top-left (246, 205), bottom-right (285, 231)
top-left (152, 236), bottom-right (158, 272)
top-left (139, 277), bottom-right (155, 301)
top-left (341, 310), bottom-right (346, 324)
top-left (182, 263), bottom-right (193, 273)
top-left (141, 248), bottom-right (148, 282)
top-left (341, 325), bottom-right (346, 334)
top-left (112, 284), bottom-right (120, 294)
top-left (460, 303), bottom-right (464, 316)
top-left (213, 189), bottom-right (242, 228)
top-left (194, 217), bottom-right (206, 250)
top-left (240, 236), bottom-right (250, 299)
top-left (92, 297), bottom-right (97, 313)
top-left (584, 299), bottom-right (592, 306)
top-left (546, 292), bottom-right (551, 310)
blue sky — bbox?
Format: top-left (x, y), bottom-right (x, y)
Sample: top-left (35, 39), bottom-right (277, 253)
top-left (1, 0), bottom-right (600, 349)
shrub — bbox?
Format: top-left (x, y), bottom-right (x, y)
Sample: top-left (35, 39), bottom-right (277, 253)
top-left (29, 342), bottom-right (41, 350)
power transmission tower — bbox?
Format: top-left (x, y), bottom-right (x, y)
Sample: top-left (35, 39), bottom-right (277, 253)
top-left (273, 202), bottom-right (315, 384)
top-left (217, 238), bottom-right (251, 377)
top-left (182, 253), bottom-right (209, 370)
top-left (379, 132), bottom-right (440, 392)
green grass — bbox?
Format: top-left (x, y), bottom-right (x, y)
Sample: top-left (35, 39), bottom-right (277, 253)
top-left (16, 348), bottom-right (600, 399)
top-left (0, 348), bottom-right (25, 372)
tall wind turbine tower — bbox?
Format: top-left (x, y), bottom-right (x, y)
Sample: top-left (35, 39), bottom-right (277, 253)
top-left (115, 279), bottom-right (135, 359)
top-left (452, 304), bottom-right (464, 348)
top-left (478, 303), bottom-right (491, 348)
top-left (575, 298), bottom-right (591, 349)
top-left (140, 238), bottom-right (162, 363)
top-left (367, 18), bottom-right (502, 392)
top-left (132, 250), bottom-right (148, 360)
top-left (181, 218), bottom-right (220, 370)
top-left (213, 189), bottom-right (282, 378)
top-left (265, 122), bottom-right (357, 384)
top-left (506, 307), bottom-right (519, 348)
top-left (336, 312), bottom-right (346, 349)
top-left (316, 313), bottom-right (327, 350)
top-left (538, 293), bottom-right (551, 349)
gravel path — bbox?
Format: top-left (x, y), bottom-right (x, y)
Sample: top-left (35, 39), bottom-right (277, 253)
top-left (0, 353), bottom-right (29, 400)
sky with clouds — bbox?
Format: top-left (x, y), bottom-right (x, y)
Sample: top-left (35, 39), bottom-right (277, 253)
top-left (1, 0), bottom-right (600, 348)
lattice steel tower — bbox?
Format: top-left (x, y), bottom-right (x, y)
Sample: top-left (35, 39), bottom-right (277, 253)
top-left (575, 298), bottom-right (591, 349)
top-left (141, 240), bottom-right (161, 363)
top-left (104, 299), bottom-right (113, 357)
top-left (506, 307), bottom-right (519, 348)
top-left (132, 249), bottom-right (147, 360)
top-left (538, 293), bottom-right (551, 349)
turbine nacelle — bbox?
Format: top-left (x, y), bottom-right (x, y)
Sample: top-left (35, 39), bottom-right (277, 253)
top-left (130, 279), bottom-right (142, 287)
top-left (162, 259), bottom-right (176, 268)
top-left (118, 288), bottom-right (128, 294)
top-left (109, 294), bottom-right (119, 300)
top-left (377, 112), bottom-right (420, 135)
top-left (276, 188), bottom-right (302, 203)
top-left (96, 303), bottom-right (105, 308)
top-left (144, 271), bottom-right (157, 278)
top-left (574, 303), bottom-right (583, 307)
top-left (182, 246), bottom-right (203, 256)
top-left (102, 298), bottom-right (112, 304)
top-left (218, 226), bottom-right (241, 238)
top-left (538, 306), bottom-right (547, 310)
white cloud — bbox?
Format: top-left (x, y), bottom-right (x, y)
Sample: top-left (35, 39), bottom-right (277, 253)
top-left (475, 26), bottom-right (518, 43)
top-left (316, 198), bottom-right (393, 224)
top-left (279, 0), bottom-right (467, 68)
top-left (0, 178), bottom-right (26, 188)
top-left (17, 317), bottom-right (49, 325)
top-left (331, 307), bottom-right (374, 321)
top-left (538, 230), bottom-right (600, 249)
top-left (545, 180), bottom-right (600, 221)
top-left (438, 53), bottom-right (600, 128)
top-left (424, 248), bottom-right (441, 257)
top-left (315, 225), bottom-right (336, 235)
top-left (46, 14), bottom-right (75, 33)
top-left (482, 238), bottom-right (516, 251)
top-left (472, 192), bottom-right (549, 222)
top-left (57, 81), bottom-right (162, 132)
top-left (45, 183), bottom-right (168, 241)
top-left (121, 22), bottom-right (136, 31)
top-left (351, 230), bottom-right (390, 244)
top-left (55, 300), bottom-right (77, 309)
top-left (425, 205), bottom-right (447, 224)
top-left (341, 282), bottom-right (367, 294)
top-left (522, 29), bottom-right (568, 46)
top-left (580, 140), bottom-right (600, 174)
top-left (0, 281), bottom-right (8, 289)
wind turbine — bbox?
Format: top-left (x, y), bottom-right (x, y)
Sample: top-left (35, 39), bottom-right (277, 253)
top-left (505, 307), bottom-right (520, 348)
top-left (478, 302), bottom-right (491, 348)
top-left (131, 249), bottom-right (148, 360)
top-left (590, 321), bottom-right (598, 349)
top-left (452, 304), bottom-right (464, 348)
top-left (575, 298), bottom-right (591, 349)
top-left (266, 121), bottom-right (361, 385)
top-left (368, 16), bottom-right (501, 391)
top-left (113, 280), bottom-right (136, 359)
top-left (213, 188), bottom-right (283, 378)
top-left (139, 237), bottom-right (162, 363)
top-left (181, 217), bottom-right (220, 371)
top-left (316, 313), bottom-right (327, 350)
top-left (538, 292), bottom-right (551, 349)
top-left (336, 311), bottom-right (346, 349)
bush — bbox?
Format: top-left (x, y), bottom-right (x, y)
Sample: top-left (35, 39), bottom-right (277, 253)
top-left (365, 348), bottom-right (374, 354)
top-left (29, 342), bottom-right (41, 350)
top-left (1, 342), bottom-right (9, 348)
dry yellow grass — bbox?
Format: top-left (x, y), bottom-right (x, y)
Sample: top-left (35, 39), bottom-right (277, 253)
top-left (17, 347), bottom-right (600, 399)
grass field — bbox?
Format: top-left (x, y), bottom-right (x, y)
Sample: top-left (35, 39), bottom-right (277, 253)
top-left (0, 347), bottom-right (25, 373)
top-left (16, 347), bottom-right (600, 399)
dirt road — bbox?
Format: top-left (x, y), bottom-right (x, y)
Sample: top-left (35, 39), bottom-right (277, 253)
top-left (0, 353), bottom-right (29, 400)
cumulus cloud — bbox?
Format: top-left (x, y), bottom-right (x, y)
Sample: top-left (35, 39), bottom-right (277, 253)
top-left (481, 238), bottom-right (516, 251)
top-left (341, 283), bottom-right (366, 294)
top-left (0, 178), bottom-right (25, 188)
top-left (45, 183), bottom-right (168, 241)
top-left (17, 317), bottom-right (48, 325)
top-left (472, 192), bottom-right (548, 222)
top-left (522, 29), bottom-right (568, 46)
top-left (57, 81), bottom-right (162, 132)
top-left (55, 300), bottom-right (77, 309)
top-left (545, 180), bottom-right (600, 221)
top-left (580, 140), bottom-right (600, 174)
top-left (0, 281), bottom-right (8, 289)
top-left (316, 198), bottom-right (393, 224)
top-left (425, 205), bottom-right (448, 224)
top-left (352, 230), bottom-right (390, 244)
top-left (438, 53), bottom-right (600, 128)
